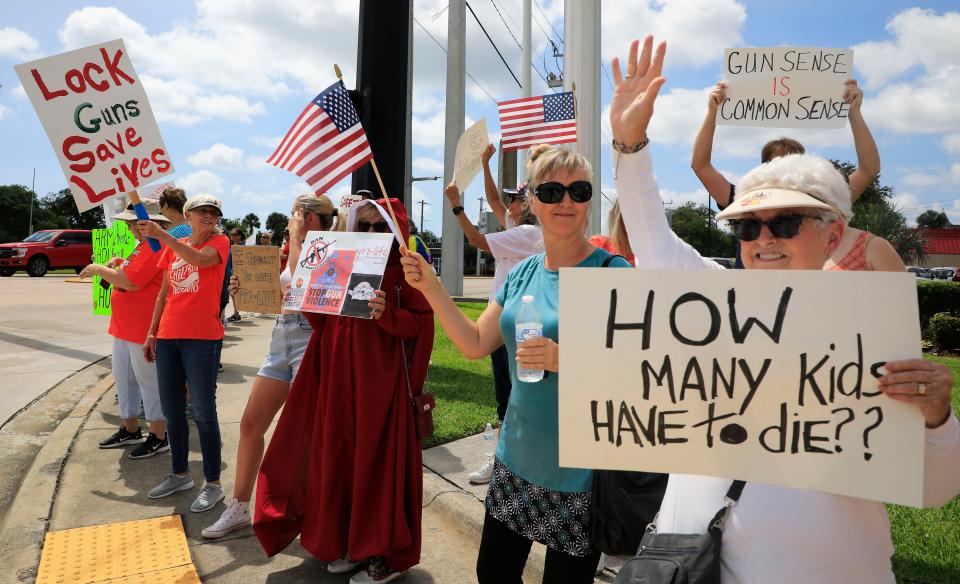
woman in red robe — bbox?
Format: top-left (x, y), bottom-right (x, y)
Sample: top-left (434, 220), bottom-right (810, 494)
top-left (254, 198), bottom-right (434, 583)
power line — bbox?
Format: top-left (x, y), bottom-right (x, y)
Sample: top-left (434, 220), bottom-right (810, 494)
top-left (412, 16), bottom-right (499, 105)
top-left (465, 1), bottom-right (522, 88)
top-left (533, 0), bottom-right (563, 46)
top-left (488, 0), bottom-right (522, 50)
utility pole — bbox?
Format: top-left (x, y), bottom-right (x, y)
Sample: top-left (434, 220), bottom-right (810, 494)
top-left (521, 0), bottom-right (532, 174)
top-left (28, 168), bottom-right (35, 236)
top-left (476, 196), bottom-right (485, 276)
top-left (441, 0), bottom-right (466, 295)
top-left (564, 0), bottom-right (601, 235)
top-left (418, 199), bottom-right (430, 234)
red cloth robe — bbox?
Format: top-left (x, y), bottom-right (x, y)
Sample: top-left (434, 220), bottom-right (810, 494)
top-left (254, 200), bottom-right (434, 572)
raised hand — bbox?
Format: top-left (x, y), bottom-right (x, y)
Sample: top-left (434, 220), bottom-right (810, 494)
top-left (609, 36), bottom-right (668, 148)
top-left (444, 181), bottom-right (462, 206)
top-left (843, 79), bottom-right (863, 113)
top-left (708, 81), bottom-right (728, 112)
top-left (482, 143), bottom-right (496, 164)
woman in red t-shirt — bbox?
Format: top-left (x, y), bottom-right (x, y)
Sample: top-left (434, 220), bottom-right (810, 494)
top-left (137, 194), bottom-right (231, 513)
top-left (588, 200), bottom-right (636, 265)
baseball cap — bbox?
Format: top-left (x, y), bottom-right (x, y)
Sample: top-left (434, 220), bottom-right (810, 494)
top-left (183, 194), bottom-right (223, 216)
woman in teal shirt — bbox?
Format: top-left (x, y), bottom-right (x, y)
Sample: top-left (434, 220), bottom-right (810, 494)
top-left (402, 144), bottom-right (630, 583)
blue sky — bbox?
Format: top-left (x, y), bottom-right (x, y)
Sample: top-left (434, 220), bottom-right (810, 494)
top-left (2, 1), bottom-right (958, 234)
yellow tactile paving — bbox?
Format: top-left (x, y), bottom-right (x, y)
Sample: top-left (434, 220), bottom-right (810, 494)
top-left (101, 565), bottom-right (202, 583)
top-left (36, 515), bottom-right (197, 584)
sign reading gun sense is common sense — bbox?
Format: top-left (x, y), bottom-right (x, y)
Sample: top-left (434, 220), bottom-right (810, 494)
top-left (285, 231), bottom-right (394, 319)
top-left (559, 269), bottom-right (925, 507)
top-left (15, 39), bottom-right (174, 213)
top-left (716, 47), bottom-right (854, 129)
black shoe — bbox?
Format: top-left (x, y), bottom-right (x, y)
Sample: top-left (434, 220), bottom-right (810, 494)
top-left (99, 426), bottom-right (143, 449)
top-left (129, 433), bottom-right (170, 459)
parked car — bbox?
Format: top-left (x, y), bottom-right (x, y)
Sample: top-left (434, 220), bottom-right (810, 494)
top-left (0, 230), bottom-right (93, 277)
top-left (708, 257), bottom-right (737, 269)
top-left (954, 267), bottom-right (960, 283)
top-left (907, 266), bottom-right (934, 280)
top-left (929, 267), bottom-right (956, 280)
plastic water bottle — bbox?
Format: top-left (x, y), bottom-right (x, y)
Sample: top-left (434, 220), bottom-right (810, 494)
top-left (515, 295), bottom-right (544, 382)
top-left (482, 422), bottom-right (495, 456)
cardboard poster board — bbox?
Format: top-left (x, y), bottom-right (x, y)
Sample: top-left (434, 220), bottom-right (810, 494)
top-left (284, 231), bottom-right (394, 318)
top-left (558, 268), bottom-right (925, 506)
top-left (340, 194), bottom-right (364, 209)
top-left (716, 47), bottom-right (854, 129)
top-left (15, 39), bottom-right (174, 212)
top-left (454, 118), bottom-right (489, 191)
top-left (91, 221), bottom-right (137, 315)
top-left (231, 245), bottom-right (283, 314)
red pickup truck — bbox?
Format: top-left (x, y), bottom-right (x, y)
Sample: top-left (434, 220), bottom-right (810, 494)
top-left (0, 229), bottom-right (94, 277)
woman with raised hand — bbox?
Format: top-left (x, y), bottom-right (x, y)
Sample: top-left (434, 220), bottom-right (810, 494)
top-left (138, 194), bottom-right (231, 513)
top-left (201, 194), bottom-right (341, 539)
top-left (254, 198), bottom-right (433, 584)
top-left (611, 35), bottom-right (960, 582)
top-left (402, 145), bottom-right (631, 583)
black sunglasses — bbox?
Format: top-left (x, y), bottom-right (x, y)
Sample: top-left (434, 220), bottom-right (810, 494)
top-left (728, 213), bottom-right (820, 241)
top-left (358, 220), bottom-right (390, 233)
top-left (534, 181), bottom-right (592, 204)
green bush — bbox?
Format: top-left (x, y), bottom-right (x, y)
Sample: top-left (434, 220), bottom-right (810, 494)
top-left (916, 280), bottom-right (960, 330)
top-left (929, 312), bottom-right (960, 352)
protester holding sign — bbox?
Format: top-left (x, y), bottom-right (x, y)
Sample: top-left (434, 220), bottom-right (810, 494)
top-left (610, 36), bottom-right (960, 582)
top-left (81, 204), bottom-right (169, 458)
top-left (691, 77), bottom-right (904, 272)
top-left (201, 193), bottom-right (339, 539)
top-left (254, 198), bottom-right (434, 584)
top-left (446, 143), bottom-right (544, 485)
top-left (403, 145), bottom-right (631, 583)
top-left (138, 194), bottom-right (230, 512)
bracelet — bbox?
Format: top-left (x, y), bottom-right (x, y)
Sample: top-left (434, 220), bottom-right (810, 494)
top-left (611, 135), bottom-right (650, 153)
top-left (452, 206), bottom-right (464, 216)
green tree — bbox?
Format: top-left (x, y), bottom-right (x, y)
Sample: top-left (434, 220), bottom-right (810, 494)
top-left (0, 185), bottom-right (67, 242)
top-left (218, 217), bottom-right (243, 235)
top-left (241, 212), bottom-right (261, 235)
top-left (916, 210), bottom-right (951, 229)
top-left (39, 188), bottom-right (105, 230)
top-left (265, 212), bottom-right (289, 245)
top-left (669, 202), bottom-right (736, 257)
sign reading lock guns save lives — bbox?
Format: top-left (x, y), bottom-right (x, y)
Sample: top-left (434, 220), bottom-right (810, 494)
top-left (558, 269), bottom-right (925, 507)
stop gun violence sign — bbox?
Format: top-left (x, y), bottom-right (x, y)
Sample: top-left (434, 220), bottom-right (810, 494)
top-left (15, 39), bottom-right (174, 212)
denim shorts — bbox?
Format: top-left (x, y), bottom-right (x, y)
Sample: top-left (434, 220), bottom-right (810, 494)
top-left (258, 313), bottom-right (312, 383)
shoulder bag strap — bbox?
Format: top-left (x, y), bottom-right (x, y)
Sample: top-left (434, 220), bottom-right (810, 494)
top-left (394, 283), bottom-right (416, 400)
top-left (601, 253), bottom-right (626, 268)
top-left (708, 480), bottom-right (746, 533)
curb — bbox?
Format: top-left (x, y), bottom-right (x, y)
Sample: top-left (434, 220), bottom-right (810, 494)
top-left (0, 373), bottom-right (115, 583)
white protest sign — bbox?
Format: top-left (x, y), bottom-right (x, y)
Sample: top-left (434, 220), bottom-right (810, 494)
top-left (559, 268), bottom-right (925, 507)
top-left (716, 47), bottom-right (854, 129)
top-left (340, 194), bottom-right (364, 209)
top-left (454, 118), bottom-right (489, 191)
top-left (285, 231), bottom-right (394, 318)
top-left (15, 39), bottom-right (174, 213)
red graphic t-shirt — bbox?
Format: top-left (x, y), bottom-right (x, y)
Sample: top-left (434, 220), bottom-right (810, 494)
top-left (108, 241), bottom-right (163, 344)
top-left (156, 235), bottom-right (230, 340)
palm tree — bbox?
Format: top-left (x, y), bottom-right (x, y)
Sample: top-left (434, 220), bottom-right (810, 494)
top-left (241, 213), bottom-right (261, 235)
top-left (850, 198), bottom-right (926, 265)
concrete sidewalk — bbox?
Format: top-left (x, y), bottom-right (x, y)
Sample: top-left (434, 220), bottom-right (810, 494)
top-left (0, 314), bottom-right (621, 583)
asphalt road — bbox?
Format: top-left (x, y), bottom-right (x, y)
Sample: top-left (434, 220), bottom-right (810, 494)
top-left (0, 273), bottom-right (113, 426)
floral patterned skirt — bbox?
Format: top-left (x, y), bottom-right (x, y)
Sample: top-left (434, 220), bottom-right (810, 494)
top-left (484, 458), bottom-right (594, 557)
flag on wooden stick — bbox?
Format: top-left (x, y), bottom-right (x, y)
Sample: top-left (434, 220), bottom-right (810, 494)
top-left (266, 80), bottom-right (372, 194)
top-left (498, 91), bottom-right (577, 151)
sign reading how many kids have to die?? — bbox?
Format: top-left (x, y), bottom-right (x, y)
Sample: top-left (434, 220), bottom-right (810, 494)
top-left (717, 47), bottom-right (854, 129)
top-left (15, 39), bottom-right (174, 213)
top-left (285, 231), bottom-right (395, 319)
top-left (558, 268), bottom-right (926, 507)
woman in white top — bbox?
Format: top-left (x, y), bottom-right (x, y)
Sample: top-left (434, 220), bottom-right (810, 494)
top-left (609, 36), bottom-right (960, 583)
top-left (202, 193), bottom-right (345, 539)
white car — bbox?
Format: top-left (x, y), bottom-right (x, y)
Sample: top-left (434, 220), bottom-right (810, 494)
top-left (907, 267), bottom-right (933, 280)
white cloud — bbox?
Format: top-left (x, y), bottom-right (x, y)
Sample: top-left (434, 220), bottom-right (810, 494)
top-left (892, 191), bottom-right (922, 224)
top-left (178, 170), bottom-right (224, 195)
top-left (0, 104), bottom-right (11, 121)
top-left (412, 111), bottom-right (446, 148)
top-left (940, 134), bottom-right (960, 154)
top-left (898, 164), bottom-right (960, 191)
top-left (188, 143), bottom-right (246, 168)
top-left (0, 26), bottom-right (40, 60)
top-left (413, 157), bottom-right (444, 174)
top-left (250, 135), bottom-right (283, 149)
top-left (902, 172), bottom-right (942, 189)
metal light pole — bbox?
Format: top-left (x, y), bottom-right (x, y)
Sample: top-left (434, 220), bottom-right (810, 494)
top-left (476, 196), bottom-right (485, 276)
top-left (521, 0), bottom-right (532, 173)
top-left (418, 199), bottom-right (430, 234)
top-left (441, 0), bottom-right (466, 295)
top-left (28, 168), bottom-right (35, 236)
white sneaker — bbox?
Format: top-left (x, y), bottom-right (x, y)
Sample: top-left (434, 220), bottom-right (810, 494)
top-left (596, 552), bottom-right (608, 575)
top-left (201, 498), bottom-right (251, 538)
top-left (468, 454), bottom-right (495, 484)
top-left (328, 556), bottom-right (364, 574)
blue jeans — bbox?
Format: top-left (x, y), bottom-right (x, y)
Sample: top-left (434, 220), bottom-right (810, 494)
top-left (156, 338), bottom-right (223, 482)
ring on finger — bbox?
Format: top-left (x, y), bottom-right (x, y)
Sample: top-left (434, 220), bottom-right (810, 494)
top-left (916, 382), bottom-right (927, 396)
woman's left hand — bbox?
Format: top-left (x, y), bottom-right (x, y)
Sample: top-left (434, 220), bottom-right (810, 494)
top-left (516, 337), bottom-right (560, 373)
top-left (78, 263), bottom-right (104, 279)
top-left (878, 359), bottom-right (954, 428)
top-left (609, 35), bottom-right (668, 148)
top-left (368, 289), bottom-right (387, 320)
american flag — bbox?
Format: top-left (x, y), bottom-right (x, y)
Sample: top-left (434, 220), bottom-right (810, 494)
top-left (498, 91), bottom-right (577, 151)
top-left (266, 80), bottom-right (373, 194)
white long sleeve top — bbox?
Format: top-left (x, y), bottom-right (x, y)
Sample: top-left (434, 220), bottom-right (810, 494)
top-left (614, 146), bottom-right (960, 584)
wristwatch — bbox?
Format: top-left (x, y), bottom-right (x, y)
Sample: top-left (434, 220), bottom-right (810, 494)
top-left (452, 206), bottom-right (464, 216)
